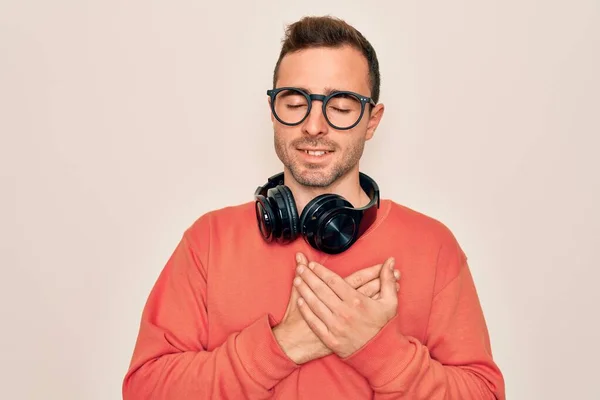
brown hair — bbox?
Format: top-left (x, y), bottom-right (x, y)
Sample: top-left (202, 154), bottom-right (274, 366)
top-left (272, 16), bottom-right (381, 104)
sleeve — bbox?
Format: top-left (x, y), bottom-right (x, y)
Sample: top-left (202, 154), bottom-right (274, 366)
top-left (340, 241), bottom-right (505, 399)
top-left (122, 216), bottom-right (299, 399)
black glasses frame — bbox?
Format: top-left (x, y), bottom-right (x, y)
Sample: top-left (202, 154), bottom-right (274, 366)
top-left (266, 87), bottom-right (376, 130)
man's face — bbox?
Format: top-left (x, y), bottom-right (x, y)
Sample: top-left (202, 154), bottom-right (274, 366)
top-left (271, 45), bottom-right (384, 188)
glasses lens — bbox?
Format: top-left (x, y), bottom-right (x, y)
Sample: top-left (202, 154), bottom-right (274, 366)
top-left (273, 89), bottom-right (308, 125)
top-left (325, 93), bottom-right (363, 129)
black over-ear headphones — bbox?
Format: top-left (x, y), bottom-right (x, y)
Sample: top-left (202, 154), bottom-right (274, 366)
top-left (254, 172), bottom-right (380, 254)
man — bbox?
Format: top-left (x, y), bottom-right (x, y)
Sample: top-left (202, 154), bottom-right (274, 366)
top-left (123, 16), bottom-right (505, 399)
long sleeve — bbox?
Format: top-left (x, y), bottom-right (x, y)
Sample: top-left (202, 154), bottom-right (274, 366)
top-left (122, 224), bottom-right (299, 399)
top-left (341, 250), bottom-right (505, 399)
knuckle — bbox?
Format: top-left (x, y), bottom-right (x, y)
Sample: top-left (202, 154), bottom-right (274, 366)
top-left (369, 280), bottom-right (380, 292)
top-left (339, 310), bottom-right (353, 324)
top-left (326, 275), bottom-right (339, 287)
top-left (352, 296), bottom-right (364, 309)
top-left (330, 321), bottom-right (343, 336)
top-left (306, 317), bottom-right (318, 330)
top-left (350, 275), bottom-right (363, 287)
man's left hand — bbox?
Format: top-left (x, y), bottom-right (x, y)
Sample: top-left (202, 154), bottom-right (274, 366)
top-left (293, 256), bottom-right (400, 359)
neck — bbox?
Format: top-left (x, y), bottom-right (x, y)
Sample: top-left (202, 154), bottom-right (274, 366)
top-left (284, 168), bottom-right (371, 216)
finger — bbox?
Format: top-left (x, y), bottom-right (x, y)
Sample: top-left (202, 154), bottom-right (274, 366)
top-left (375, 281), bottom-right (398, 300)
top-left (303, 261), bottom-right (356, 304)
top-left (379, 257), bottom-right (399, 301)
top-left (371, 282), bottom-right (400, 300)
top-left (294, 268), bottom-right (336, 325)
top-left (356, 278), bottom-right (381, 297)
top-left (296, 252), bottom-right (309, 266)
top-left (344, 263), bottom-right (383, 289)
top-left (296, 296), bottom-right (330, 344)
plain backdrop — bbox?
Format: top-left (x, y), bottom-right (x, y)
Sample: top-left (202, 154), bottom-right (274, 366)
top-left (1, 1), bottom-right (599, 399)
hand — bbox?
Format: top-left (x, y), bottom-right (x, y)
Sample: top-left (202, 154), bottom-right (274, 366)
top-left (272, 253), bottom-right (394, 364)
top-left (294, 257), bottom-right (400, 359)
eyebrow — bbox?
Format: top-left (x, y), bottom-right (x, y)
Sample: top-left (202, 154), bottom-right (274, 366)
top-left (295, 87), bottom-right (346, 95)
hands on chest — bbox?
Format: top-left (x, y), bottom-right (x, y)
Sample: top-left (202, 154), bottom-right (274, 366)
top-left (272, 252), bottom-right (401, 364)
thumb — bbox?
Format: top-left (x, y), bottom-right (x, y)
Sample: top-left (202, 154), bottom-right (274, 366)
top-left (379, 257), bottom-right (399, 301)
top-left (289, 285), bottom-right (300, 308)
top-left (284, 252), bottom-right (307, 316)
top-left (282, 286), bottom-right (300, 320)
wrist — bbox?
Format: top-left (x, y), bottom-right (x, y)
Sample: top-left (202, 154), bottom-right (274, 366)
top-left (235, 314), bottom-right (299, 389)
top-left (272, 325), bottom-right (312, 365)
top-left (272, 325), bottom-right (299, 363)
top-left (341, 316), bottom-right (412, 387)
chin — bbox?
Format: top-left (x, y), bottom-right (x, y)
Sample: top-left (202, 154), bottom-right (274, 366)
top-left (289, 166), bottom-right (339, 188)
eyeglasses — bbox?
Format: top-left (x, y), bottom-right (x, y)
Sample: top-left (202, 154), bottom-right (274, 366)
top-left (267, 87), bottom-right (376, 130)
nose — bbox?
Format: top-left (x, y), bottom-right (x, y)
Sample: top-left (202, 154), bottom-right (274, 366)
top-left (301, 101), bottom-right (329, 136)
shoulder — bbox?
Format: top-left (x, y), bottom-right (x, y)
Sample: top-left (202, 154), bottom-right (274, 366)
top-left (385, 200), bottom-right (462, 248)
top-left (180, 201), bottom-right (257, 256)
top-left (184, 201), bottom-right (256, 238)
top-left (384, 200), bottom-right (468, 283)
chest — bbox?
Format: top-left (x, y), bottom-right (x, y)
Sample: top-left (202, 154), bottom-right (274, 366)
top-left (204, 235), bottom-right (438, 350)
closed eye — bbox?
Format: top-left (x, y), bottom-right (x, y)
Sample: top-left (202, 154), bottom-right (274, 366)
top-left (329, 106), bottom-right (351, 113)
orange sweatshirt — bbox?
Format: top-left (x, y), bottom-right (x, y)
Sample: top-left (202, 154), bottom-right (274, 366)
top-left (123, 199), bottom-right (505, 399)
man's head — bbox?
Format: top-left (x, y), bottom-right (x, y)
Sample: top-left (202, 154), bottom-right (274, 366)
top-left (269, 16), bottom-right (384, 188)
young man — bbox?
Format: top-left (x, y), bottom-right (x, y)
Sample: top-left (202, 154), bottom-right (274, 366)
top-left (123, 16), bottom-right (505, 399)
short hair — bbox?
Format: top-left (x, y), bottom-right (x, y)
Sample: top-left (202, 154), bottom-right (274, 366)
top-left (272, 16), bottom-right (381, 104)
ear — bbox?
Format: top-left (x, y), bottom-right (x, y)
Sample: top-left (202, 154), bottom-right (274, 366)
top-left (365, 103), bottom-right (385, 141)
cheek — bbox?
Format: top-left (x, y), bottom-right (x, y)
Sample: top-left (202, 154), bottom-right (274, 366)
top-left (336, 131), bottom-right (360, 148)
top-left (274, 130), bottom-right (295, 154)
top-left (275, 125), bottom-right (301, 143)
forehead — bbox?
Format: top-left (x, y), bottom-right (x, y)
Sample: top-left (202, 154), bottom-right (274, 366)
top-left (276, 45), bottom-right (371, 95)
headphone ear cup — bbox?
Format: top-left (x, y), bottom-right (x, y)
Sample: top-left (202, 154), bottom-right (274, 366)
top-left (268, 185), bottom-right (300, 243)
top-left (254, 194), bottom-right (279, 242)
top-left (316, 208), bottom-right (362, 254)
top-left (300, 194), bottom-right (359, 253)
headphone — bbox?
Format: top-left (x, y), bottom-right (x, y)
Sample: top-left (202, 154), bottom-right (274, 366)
top-left (254, 172), bottom-right (380, 254)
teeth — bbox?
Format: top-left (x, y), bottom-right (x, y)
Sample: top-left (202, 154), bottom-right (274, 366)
top-left (306, 150), bottom-right (327, 156)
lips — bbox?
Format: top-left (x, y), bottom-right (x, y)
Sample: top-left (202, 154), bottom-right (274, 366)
top-left (301, 149), bottom-right (330, 156)
top-left (297, 146), bottom-right (334, 156)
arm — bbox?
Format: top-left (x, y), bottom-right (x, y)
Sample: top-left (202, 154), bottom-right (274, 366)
top-left (341, 257), bottom-right (505, 399)
top-left (122, 220), bottom-right (298, 399)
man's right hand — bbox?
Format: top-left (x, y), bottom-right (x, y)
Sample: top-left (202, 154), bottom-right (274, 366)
top-left (272, 252), bottom-right (399, 364)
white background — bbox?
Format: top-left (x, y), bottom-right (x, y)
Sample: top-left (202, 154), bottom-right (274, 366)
top-left (1, 1), bottom-right (599, 399)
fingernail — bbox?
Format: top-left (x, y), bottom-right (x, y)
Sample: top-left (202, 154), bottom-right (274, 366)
top-left (297, 297), bottom-right (304, 306)
top-left (389, 258), bottom-right (395, 271)
top-left (293, 277), bottom-right (302, 286)
top-left (396, 282), bottom-right (400, 292)
top-left (296, 253), bottom-right (302, 263)
top-left (308, 262), bottom-right (316, 270)
top-left (297, 265), bottom-right (304, 274)
top-left (393, 270), bottom-right (400, 279)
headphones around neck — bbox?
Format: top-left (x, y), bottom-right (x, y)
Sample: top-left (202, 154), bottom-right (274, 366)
top-left (254, 172), bottom-right (380, 254)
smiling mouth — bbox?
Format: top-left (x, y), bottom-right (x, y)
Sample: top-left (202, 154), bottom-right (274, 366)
top-left (302, 149), bottom-right (331, 156)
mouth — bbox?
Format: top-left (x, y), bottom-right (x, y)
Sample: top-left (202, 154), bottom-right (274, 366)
top-left (297, 148), bottom-right (334, 157)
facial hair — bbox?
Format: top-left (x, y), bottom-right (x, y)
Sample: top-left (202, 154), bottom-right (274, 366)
top-left (274, 131), bottom-right (366, 188)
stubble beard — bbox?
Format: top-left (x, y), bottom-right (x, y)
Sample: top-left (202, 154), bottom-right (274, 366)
top-left (274, 132), bottom-right (366, 188)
